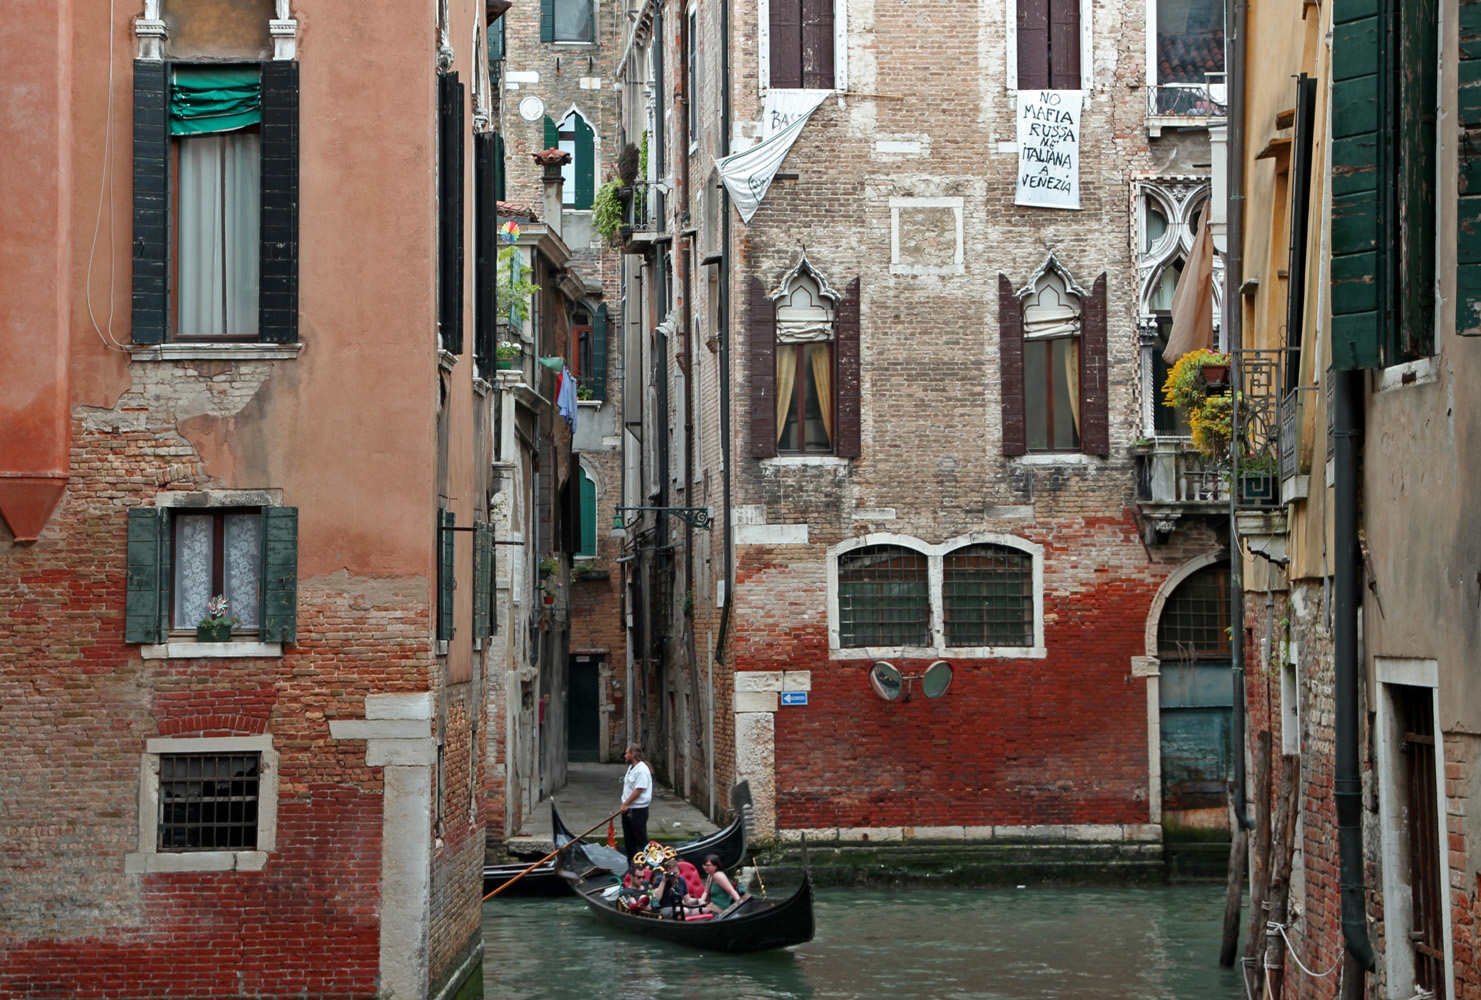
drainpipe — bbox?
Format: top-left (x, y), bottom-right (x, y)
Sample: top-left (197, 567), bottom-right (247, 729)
top-left (1333, 367), bottom-right (1376, 971)
top-left (1225, 0), bottom-right (1253, 833)
top-left (712, 0), bottom-right (734, 665)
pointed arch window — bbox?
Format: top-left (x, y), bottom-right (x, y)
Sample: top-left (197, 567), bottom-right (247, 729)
top-left (999, 256), bottom-right (1107, 456)
top-left (749, 258), bottom-right (861, 459)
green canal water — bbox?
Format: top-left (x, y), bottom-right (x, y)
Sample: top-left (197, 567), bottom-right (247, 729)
top-left (481, 884), bottom-right (1244, 999)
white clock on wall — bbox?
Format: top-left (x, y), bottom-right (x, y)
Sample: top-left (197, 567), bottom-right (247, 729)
top-left (518, 95), bottom-right (546, 122)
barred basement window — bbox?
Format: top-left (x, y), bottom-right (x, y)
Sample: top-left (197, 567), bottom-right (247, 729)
top-left (942, 544), bottom-right (1033, 647)
top-left (837, 544), bottom-right (929, 647)
top-left (158, 753), bottom-right (260, 852)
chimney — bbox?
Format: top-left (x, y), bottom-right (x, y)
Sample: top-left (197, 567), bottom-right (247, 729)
top-left (531, 148), bottom-right (572, 242)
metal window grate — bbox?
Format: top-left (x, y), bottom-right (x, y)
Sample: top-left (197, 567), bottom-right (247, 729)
top-left (158, 753), bottom-right (260, 852)
top-left (942, 544), bottom-right (1033, 647)
top-left (1397, 686), bottom-right (1444, 992)
top-left (837, 545), bottom-right (929, 647)
top-left (1157, 563), bottom-right (1230, 660)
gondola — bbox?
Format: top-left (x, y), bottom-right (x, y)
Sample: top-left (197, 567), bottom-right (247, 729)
top-left (482, 781), bottom-right (753, 899)
top-left (555, 837), bottom-right (814, 953)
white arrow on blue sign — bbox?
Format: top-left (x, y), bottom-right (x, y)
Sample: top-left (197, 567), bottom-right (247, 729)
top-left (780, 691), bottom-right (808, 706)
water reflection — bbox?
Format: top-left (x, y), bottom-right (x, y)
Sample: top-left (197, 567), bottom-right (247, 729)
top-left (483, 885), bottom-right (1242, 1000)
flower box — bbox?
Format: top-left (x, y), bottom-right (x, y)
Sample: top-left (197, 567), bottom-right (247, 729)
top-left (196, 622), bottom-right (233, 642)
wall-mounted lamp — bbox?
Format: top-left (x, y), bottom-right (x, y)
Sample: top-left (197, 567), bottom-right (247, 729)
top-left (610, 505), bottom-right (715, 539)
top-left (868, 660), bottom-right (953, 703)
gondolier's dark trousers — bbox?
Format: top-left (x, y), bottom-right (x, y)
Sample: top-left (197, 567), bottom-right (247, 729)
top-left (622, 806), bottom-right (649, 868)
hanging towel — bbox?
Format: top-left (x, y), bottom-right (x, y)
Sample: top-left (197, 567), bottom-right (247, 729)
top-left (557, 367), bottom-right (578, 433)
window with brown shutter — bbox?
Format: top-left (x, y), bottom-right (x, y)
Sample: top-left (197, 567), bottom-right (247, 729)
top-left (769, 0), bottom-right (834, 90)
top-left (1002, 265), bottom-right (1106, 457)
top-left (1017, 0), bottom-right (1080, 90)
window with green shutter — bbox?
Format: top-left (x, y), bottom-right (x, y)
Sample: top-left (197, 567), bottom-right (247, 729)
top-left (437, 509), bottom-right (455, 641)
top-left (577, 470), bottom-right (597, 557)
top-left (474, 521), bottom-right (493, 638)
top-left (551, 111), bottom-right (596, 209)
top-left (1330, 0), bottom-right (1438, 367)
top-left (1457, 0), bottom-right (1481, 335)
top-left (542, 0), bottom-right (593, 42)
top-left (124, 505), bottom-right (297, 645)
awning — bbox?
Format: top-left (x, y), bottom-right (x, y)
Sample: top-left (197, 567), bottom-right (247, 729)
top-left (170, 66), bottom-right (261, 136)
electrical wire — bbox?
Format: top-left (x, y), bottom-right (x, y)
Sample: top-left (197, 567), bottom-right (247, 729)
top-left (85, 0), bottom-right (130, 352)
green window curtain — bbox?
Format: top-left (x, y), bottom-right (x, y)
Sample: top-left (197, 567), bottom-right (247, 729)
top-left (438, 509), bottom-right (455, 641)
top-left (573, 113), bottom-right (595, 209)
top-left (577, 472), bottom-right (597, 557)
top-left (260, 507), bottom-right (298, 643)
top-left (543, 115), bottom-right (558, 150)
top-left (125, 508), bottom-right (167, 644)
top-left (170, 66), bottom-right (262, 136)
top-left (474, 521), bottom-right (493, 638)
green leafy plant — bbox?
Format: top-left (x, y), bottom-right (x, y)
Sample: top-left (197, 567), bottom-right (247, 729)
top-left (639, 130), bottom-right (649, 181)
top-left (495, 341), bottom-right (521, 361)
top-left (199, 594), bottom-right (241, 629)
top-left (576, 383), bottom-right (595, 400)
top-left (592, 177), bottom-right (624, 245)
top-left (1162, 350), bottom-right (1244, 461)
top-left (537, 557), bottom-right (559, 578)
top-left (497, 245), bottom-right (540, 331)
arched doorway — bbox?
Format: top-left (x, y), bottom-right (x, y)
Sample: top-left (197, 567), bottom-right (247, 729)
top-left (1156, 560), bottom-right (1233, 834)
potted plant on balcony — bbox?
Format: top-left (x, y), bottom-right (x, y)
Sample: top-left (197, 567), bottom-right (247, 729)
top-left (1164, 349), bottom-right (1242, 461)
top-left (495, 341), bottom-right (521, 370)
top-left (197, 595), bottom-right (240, 642)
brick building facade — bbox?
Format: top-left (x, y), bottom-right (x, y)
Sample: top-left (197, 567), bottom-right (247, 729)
top-left (609, 0), bottom-right (1237, 845)
top-left (0, 2), bottom-right (497, 997)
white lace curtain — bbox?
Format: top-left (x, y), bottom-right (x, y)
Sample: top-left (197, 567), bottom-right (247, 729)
top-left (173, 513), bottom-right (261, 629)
top-left (178, 133), bottom-right (260, 338)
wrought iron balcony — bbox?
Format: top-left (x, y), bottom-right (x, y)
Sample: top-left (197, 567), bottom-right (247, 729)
top-left (1145, 73), bottom-right (1227, 135)
top-left (1134, 348), bottom-right (1288, 540)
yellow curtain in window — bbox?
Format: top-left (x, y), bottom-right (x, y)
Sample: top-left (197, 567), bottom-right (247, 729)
top-left (809, 343), bottom-right (833, 444)
top-left (1061, 339), bottom-right (1081, 436)
top-left (775, 344), bottom-right (799, 443)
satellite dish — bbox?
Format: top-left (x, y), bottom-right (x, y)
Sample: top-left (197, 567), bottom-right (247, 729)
top-left (868, 661), bottom-right (904, 702)
top-left (921, 660), bottom-right (953, 699)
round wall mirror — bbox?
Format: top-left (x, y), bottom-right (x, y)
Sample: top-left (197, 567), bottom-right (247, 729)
top-left (868, 661), bottom-right (904, 701)
top-left (921, 660), bottom-right (953, 699)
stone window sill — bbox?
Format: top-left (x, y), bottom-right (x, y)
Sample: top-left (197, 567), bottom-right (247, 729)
top-left (130, 343), bottom-right (303, 362)
top-left (125, 850), bottom-right (268, 874)
top-left (141, 641), bottom-right (283, 659)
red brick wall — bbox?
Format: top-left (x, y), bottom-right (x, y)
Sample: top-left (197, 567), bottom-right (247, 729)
top-left (0, 414), bottom-right (453, 998)
top-left (733, 512), bottom-right (1216, 830)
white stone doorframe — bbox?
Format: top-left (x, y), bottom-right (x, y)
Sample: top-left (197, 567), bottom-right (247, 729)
top-left (329, 693), bottom-right (437, 1000)
top-left (734, 670), bottom-right (812, 839)
top-left (1133, 551), bottom-right (1228, 826)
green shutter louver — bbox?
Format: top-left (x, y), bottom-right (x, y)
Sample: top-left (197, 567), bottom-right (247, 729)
top-left (543, 115), bottom-right (558, 151)
top-left (541, 0), bottom-right (556, 42)
top-left (260, 506), bottom-right (298, 643)
top-left (259, 60), bottom-right (299, 346)
top-left (125, 508), bottom-right (167, 644)
top-left (474, 521), bottom-right (493, 638)
top-left (591, 303), bottom-right (608, 400)
top-left (578, 472), bottom-right (597, 557)
top-left (438, 509), bottom-right (455, 641)
top-left (1458, 0), bottom-right (1481, 334)
top-left (574, 113), bottom-right (595, 209)
top-left (131, 61), bottom-right (169, 345)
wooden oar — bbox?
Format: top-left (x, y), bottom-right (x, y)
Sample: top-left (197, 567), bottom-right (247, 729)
top-left (482, 806), bottom-right (626, 902)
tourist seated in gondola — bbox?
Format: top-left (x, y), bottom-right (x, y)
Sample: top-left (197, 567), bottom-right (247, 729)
top-left (698, 854), bottom-right (745, 915)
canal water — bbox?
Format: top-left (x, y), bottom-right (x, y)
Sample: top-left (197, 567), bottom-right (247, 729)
top-left (482, 884), bottom-right (1244, 999)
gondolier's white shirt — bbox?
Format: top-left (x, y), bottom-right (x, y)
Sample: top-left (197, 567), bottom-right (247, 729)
top-left (623, 761), bottom-right (653, 808)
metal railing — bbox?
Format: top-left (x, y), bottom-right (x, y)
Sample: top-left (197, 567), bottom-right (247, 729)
top-left (1146, 73), bottom-right (1227, 120)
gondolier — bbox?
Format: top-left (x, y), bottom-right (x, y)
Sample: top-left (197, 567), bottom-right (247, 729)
top-left (619, 743), bottom-right (652, 869)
